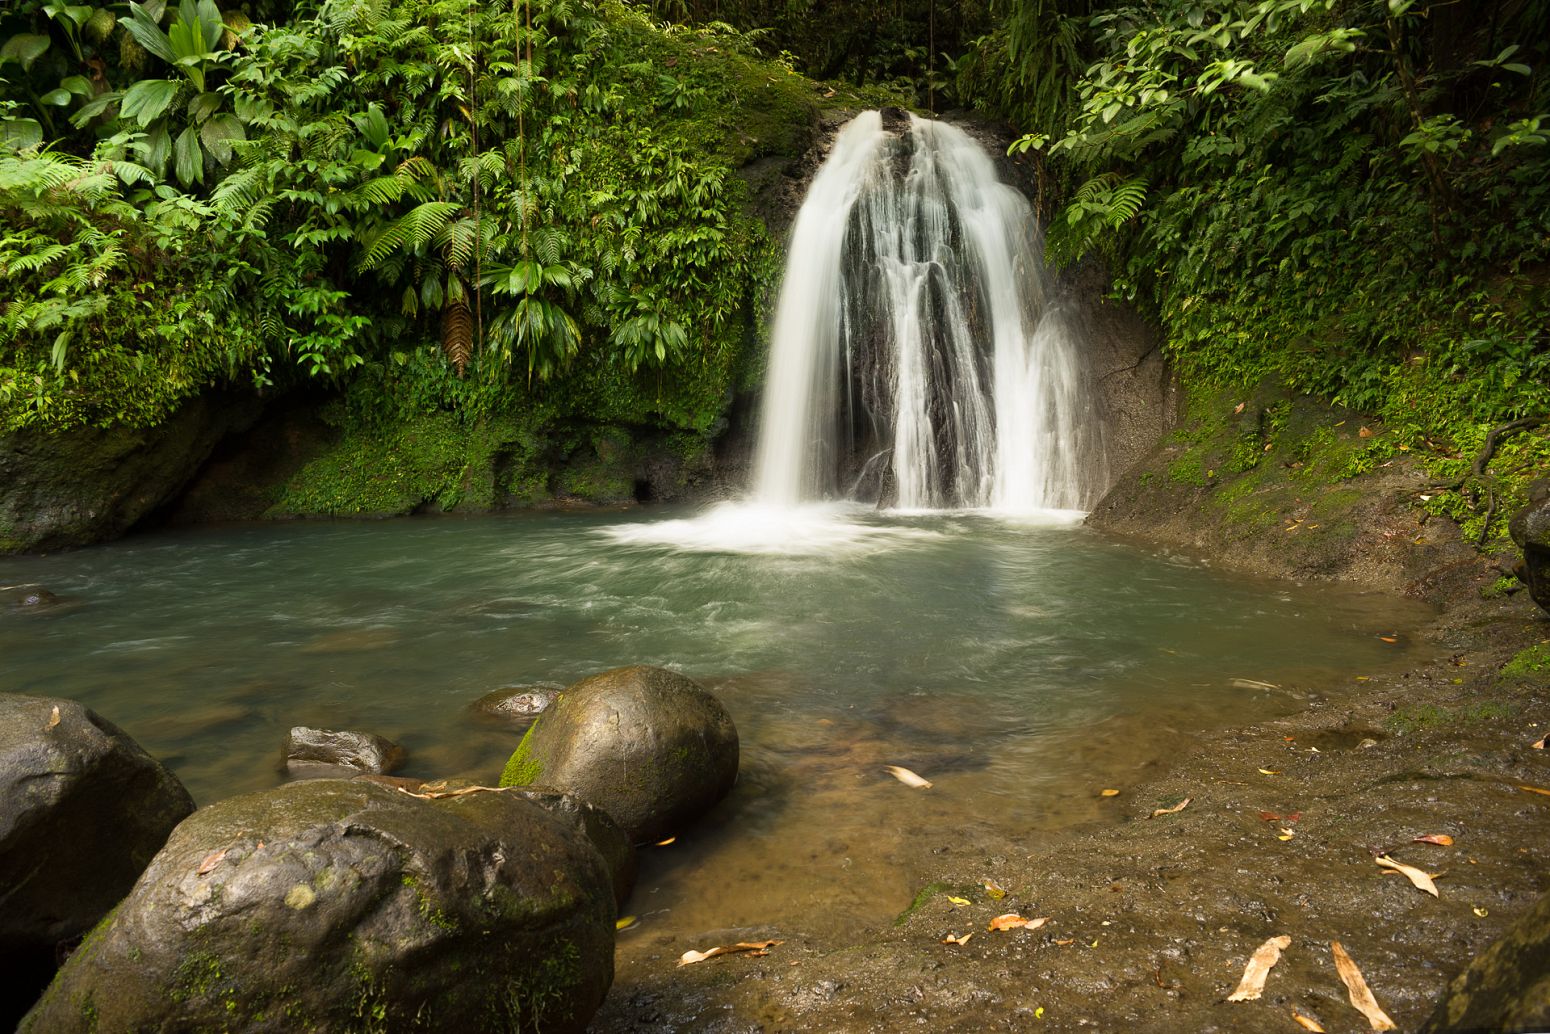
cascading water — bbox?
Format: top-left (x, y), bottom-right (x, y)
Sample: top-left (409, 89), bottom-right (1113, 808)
top-left (752, 110), bottom-right (1106, 513)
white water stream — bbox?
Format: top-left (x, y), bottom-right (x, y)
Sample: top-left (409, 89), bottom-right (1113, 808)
top-left (752, 110), bottom-right (1105, 514)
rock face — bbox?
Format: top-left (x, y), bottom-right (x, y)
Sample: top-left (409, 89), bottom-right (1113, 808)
top-left (1421, 888), bottom-right (1550, 1032)
top-left (509, 788), bottom-right (637, 910)
top-left (22, 780), bottom-right (615, 1034)
top-left (472, 685), bottom-right (559, 725)
top-left (284, 726), bottom-right (406, 776)
top-left (0, 696), bottom-right (194, 1026)
top-left (499, 665), bottom-right (739, 843)
top-left (0, 392), bottom-right (262, 554)
top-left (1509, 476), bottom-right (1550, 614)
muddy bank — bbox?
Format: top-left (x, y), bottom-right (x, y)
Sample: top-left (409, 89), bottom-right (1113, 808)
top-left (590, 392), bottom-right (1549, 1032)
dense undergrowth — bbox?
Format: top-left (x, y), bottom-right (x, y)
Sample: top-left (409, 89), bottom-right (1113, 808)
top-left (0, 0), bottom-right (866, 449)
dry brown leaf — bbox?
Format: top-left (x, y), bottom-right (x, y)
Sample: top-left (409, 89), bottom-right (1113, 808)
top-left (1258, 810), bottom-right (1281, 822)
top-left (988, 914), bottom-right (1049, 932)
top-left (1054, 938), bottom-right (1075, 946)
top-left (1291, 1010), bottom-right (1327, 1032)
top-left (1232, 678), bottom-right (1280, 690)
top-left (1330, 941), bottom-right (1397, 1030)
top-left (1412, 834), bottom-right (1454, 846)
top-left (44, 705), bottom-right (60, 731)
top-left (1378, 636), bottom-right (1398, 644)
top-left (1532, 735), bottom-right (1546, 750)
top-left (1518, 784), bottom-right (1550, 798)
top-left (1358, 426), bottom-right (1373, 438)
top-left (1258, 768), bottom-right (1281, 776)
top-left (677, 940), bottom-right (782, 966)
top-left (1233, 402), bottom-right (1246, 414)
top-left (656, 837), bottom-right (677, 846)
top-left (396, 785), bottom-right (506, 800)
top-left (1226, 934), bottom-right (1291, 1001)
top-left (1375, 854), bottom-right (1438, 896)
top-left (1100, 788), bottom-right (1120, 797)
top-left (1150, 797), bottom-right (1192, 818)
top-left (941, 933), bottom-right (972, 946)
top-left (196, 848), bottom-right (227, 876)
top-left (884, 765), bottom-right (932, 789)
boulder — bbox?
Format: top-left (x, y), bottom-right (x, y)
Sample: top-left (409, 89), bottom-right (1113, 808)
top-left (498, 665), bottom-right (739, 843)
top-left (1, 584), bottom-right (64, 611)
top-left (0, 696), bottom-right (194, 1026)
top-left (509, 787), bottom-right (637, 910)
top-left (472, 685), bottom-right (559, 725)
top-left (21, 780), bottom-right (616, 1034)
top-left (1421, 888), bottom-right (1550, 1032)
top-left (1509, 476), bottom-right (1550, 614)
top-left (284, 726), bottom-right (405, 777)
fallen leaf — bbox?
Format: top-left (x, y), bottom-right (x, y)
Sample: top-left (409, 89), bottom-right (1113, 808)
top-left (947, 895), bottom-right (971, 907)
top-left (1412, 834), bottom-right (1454, 846)
top-left (884, 765), bottom-right (932, 789)
top-left (1330, 941), bottom-right (1397, 1030)
top-left (1258, 769), bottom-right (1281, 776)
top-left (1533, 736), bottom-right (1546, 750)
top-left (196, 848), bottom-right (227, 876)
top-left (1226, 934), bottom-right (1291, 1001)
top-left (1278, 828), bottom-right (1296, 841)
top-left (1472, 906), bottom-right (1489, 917)
top-left (1520, 784), bottom-right (1550, 798)
top-left (45, 705), bottom-right (60, 731)
top-left (983, 880), bottom-right (1006, 900)
top-left (1150, 797), bottom-right (1192, 818)
top-left (1054, 938), bottom-right (1074, 946)
top-left (1358, 426), bottom-right (1373, 438)
top-left (941, 932), bottom-right (973, 945)
top-left (616, 915), bottom-right (637, 931)
top-left (1234, 402), bottom-right (1246, 414)
top-left (655, 837), bottom-right (677, 846)
top-left (1232, 678), bottom-right (1280, 690)
top-left (1287, 811), bottom-right (1302, 822)
top-left (1291, 1010), bottom-right (1327, 1032)
top-left (988, 914), bottom-right (1049, 932)
top-left (677, 940), bottom-right (782, 966)
top-left (1258, 811), bottom-right (1281, 822)
top-left (1378, 636), bottom-right (1398, 644)
top-left (1100, 788), bottom-right (1120, 797)
top-left (1375, 854), bottom-right (1439, 897)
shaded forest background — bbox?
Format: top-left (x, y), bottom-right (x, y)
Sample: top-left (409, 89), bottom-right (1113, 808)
top-left (1, 0), bottom-right (1546, 539)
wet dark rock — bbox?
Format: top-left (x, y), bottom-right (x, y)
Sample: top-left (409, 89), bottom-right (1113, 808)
top-left (1, 584), bottom-right (63, 611)
top-left (0, 696), bottom-right (194, 1027)
top-left (1509, 476), bottom-right (1550, 614)
top-left (1421, 887), bottom-right (1550, 1032)
top-left (508, 787), bottom-right (637, 910)
top-left (21, 780), bottom-right (615, 1034)
top-left (499, 665), bottom-right (739, 843)
top-left (283, 726), bottom-right (406, 776)
top-left (472, 685), bottom-right (559, 725)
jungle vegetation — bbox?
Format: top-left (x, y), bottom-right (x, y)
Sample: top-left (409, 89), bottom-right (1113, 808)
top-left (1, 0), bottom-right (1546, 537)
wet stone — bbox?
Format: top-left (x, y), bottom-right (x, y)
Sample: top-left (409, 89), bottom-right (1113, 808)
top-left (283, 725), bottom-right (405, 776)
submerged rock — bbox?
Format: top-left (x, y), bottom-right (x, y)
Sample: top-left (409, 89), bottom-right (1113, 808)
top-left (472, 685), bottom-right (559, 725)
top-left (22, 780), bottom-right (615, 1033)
top-left (284, 725), bottom-right (405, 776)
top-left (0, 696), bottom-right (194, 1026)
top-left (1421, 888), bottom-right (1550, 1032)
top-left (1, 584), bottom-right (64, 611)
top-left (1509, 476), bottom-right (1550, 614)
top-left (499, 665), bottom-right (739, 843)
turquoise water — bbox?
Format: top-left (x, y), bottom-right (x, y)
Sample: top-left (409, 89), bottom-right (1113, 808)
top-left (1, 506), bottom-right (1430, 936)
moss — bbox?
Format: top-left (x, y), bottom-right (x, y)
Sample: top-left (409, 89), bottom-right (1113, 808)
top-left (894, 881), bottom-right (954, 926)
top-left (1502, 643), bottom-right (1550, 679)
top-left (498, 720), bottom-right (544, 787)
top-left (1387, 699), bottom-right (1517, 735)
top-left (496, 939), bottom-right (583, 1032)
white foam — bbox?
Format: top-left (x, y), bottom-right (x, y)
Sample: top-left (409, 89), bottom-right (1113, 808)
top-left (600, 501), bottom-right (946, 556)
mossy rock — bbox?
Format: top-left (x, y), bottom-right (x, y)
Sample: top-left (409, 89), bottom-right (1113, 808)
top-left (1501, 643), bottom-right (1550, 680)
top-left (1421, 888), bottom-right (1550, 1032)
top-left (21, 781), bottom-right (614, 1033)
top-left (498, 666), bottom-right (739, 844)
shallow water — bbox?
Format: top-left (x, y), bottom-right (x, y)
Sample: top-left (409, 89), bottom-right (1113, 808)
top-left (0, 506), bottom-right (1432, 943)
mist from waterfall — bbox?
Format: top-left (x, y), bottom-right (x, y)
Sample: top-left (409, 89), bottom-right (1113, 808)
top-left (752, 110), bottom-right (1106, 513)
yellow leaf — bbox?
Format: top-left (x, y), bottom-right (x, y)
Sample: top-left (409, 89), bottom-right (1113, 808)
top-left (1375, 854), bottom-right (1438, 897)
top-left (947, 896), bottom-right (971, 907)
top-left (1258, 769), bottom-right (1281, 776)
top-left (1521, 784), bottom-right (1550, 797)
top-left (1151, 797), bottom-right (1192, 818)
top-left (655, 837), bottom-right (677, 846)
top-left (988, 914), bottom-right (1049, 932)
top-left (1378, 636), bottom-right (1398, 644)
top-left (45, 705), bottom-right (60, 731)
top-left (1291, 1010), bottom-right (1327, 1031)
top-left (1277, 829), bottom-right (1296, 841)
top-left (1100, 788), bottom-right (1120, 797)
top-left (983, 880), bottom-right (1006, 900)
top-left (677, 940), bottom-right (782, 967)
top-left (1330, 941), bottom-right (1397, 1030)
top-left (1472, 906), bottom-right (1489, 917)
top-left (941, 932), bottom-right (972, 946)
top-left (616, 915), bottom-right (637, 931)
top-left (1226, 934), bottom-right (1291, 1002)
top-left (884, 765), bottom-right (932, 789)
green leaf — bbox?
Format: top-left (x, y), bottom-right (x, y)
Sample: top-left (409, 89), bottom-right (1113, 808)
top-left (40, 88), bottom-right (75, 106)
top-left (122, 3), bottom-right (177, 64)
top-left (69, 90), bottom-right (121, 127)
top-left (121, 78), bottom-right (180, 126)
top-left (60, 75), bottom-right (92, 97)
top-left (173, 123), bottom-right (203, 184)
top-left (187, 91), bottom-right (222, 122)
top-left (198, 113), bottom-right (243, 163)
top-left (1, 118), bottom-right (43, 151)
top-left (0, 34), bottom-right (52, 71)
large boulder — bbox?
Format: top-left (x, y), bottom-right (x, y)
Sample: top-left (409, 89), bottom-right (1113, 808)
top-left (1421, 888), bottom-right (1550, 1032)
top-left (498, 665), bottom-right (739, 843)
top-left (0, 696), bottom-right (195, 1026)
top-left (510, 787), bottom-right (637, 910)
top-left (22, 780), bottom-right (615, 1033)
top-left (284, 725), bottom-right (406, 777)
top-left (1510, 476), bottom-right (1550, 614)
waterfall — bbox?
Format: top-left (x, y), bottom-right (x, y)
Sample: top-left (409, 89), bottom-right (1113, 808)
top-left (752, 110), bottom-right (1106, 513)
